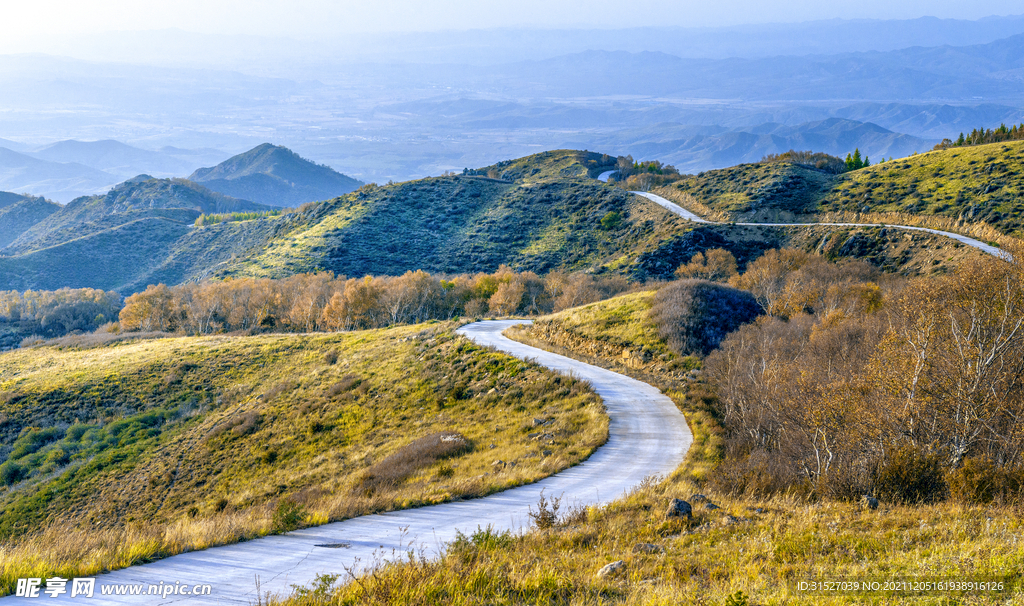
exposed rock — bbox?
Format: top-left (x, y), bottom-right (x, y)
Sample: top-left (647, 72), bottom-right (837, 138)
top-left (542, 450), bottom-right (552, 456)
top-left (596, 560), bottom-right (626, 579)
top-left (861, 495), bottom-right (879, 510)
top-left (491, 460), bottom-right (505, 467)
top-left (532, 418), bottom-right (546, 427)
top-left (666, 498), bottom-right (692, 520)
top-left (720, 515), bottom-right (750, 525)
top-left (689, 493), bottom-right (710, 503)
top-left (633, 543), bottom-right (665, 555)
top-left (704, 503), bottom-right (721, 511)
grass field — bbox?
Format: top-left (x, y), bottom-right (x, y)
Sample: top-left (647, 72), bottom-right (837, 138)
top-left (0, 321), bottom-right (607, 592)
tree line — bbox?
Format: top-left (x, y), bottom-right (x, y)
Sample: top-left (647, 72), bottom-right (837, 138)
top-left (694, 245), bottom-right (1024, 504)
top-left (934, 123), bottom-right (1024, 150)
top-left (118, 268), bottom-right (632, 335)
top-left (0, 288), bottom-right (122, 344)
top-left (607, 155), bottom-right (684, 190)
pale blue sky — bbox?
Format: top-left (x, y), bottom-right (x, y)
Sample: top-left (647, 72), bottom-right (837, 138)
top-left (4, 0), bottom-right (1023, 40)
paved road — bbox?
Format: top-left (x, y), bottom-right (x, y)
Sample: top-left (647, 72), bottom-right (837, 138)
top-left (631, 190), bottom-right (1011, 259)
top-left (7, 320), bottom-right (690, 605)
top-left (597, 170), bottom-right (617, 182)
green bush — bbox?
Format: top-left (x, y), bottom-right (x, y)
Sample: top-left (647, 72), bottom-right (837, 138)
top-left (0, 461), bottom-right (24, 486)
top-left (272, 498), bottom-right (307, 533)
top-left (872, 446), bottom-right (947, 504)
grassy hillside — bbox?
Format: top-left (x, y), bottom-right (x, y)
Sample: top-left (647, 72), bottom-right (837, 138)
top-left (0, 321), bottom-right (606, 588)
top-left (189, 143), bottom-right (363, 207)
top-left (9, 176), bottom-right (268, 253)
top-left (214, 150), bottom-right (697, 280)
top-left (662, 139), bottom-right (1024, 238)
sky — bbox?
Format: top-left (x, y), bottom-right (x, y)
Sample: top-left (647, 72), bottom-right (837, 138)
top-left (3, 0), bottom-right (1023, 40)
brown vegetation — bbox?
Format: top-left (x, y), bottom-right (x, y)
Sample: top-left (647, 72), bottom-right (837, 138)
top-left (118, 268), bottom-right (632, 335)
top-left (706, 244), bottom-right (1024, 503)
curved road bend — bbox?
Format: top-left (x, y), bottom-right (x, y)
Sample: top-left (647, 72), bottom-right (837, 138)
top-left (7, 320), bottom-right (690, 605)
top-left (631, 190), bottom-right (1010, 260)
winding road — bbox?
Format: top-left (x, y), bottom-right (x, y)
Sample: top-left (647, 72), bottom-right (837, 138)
top-left (630, 190), bottom-right (1010, 260)
top-left (8, 320), bottom-right (691, 605)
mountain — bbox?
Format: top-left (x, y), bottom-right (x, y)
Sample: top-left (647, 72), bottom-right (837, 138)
top-left (6, 175), bottom-right (271, 255)
top-left (0, 193), bottom-right (60, 249)
top-left (587, 118), bottom-right (934, 174)
top-left (661, 139), bottom-right (1024, 236)
top-left (189, 144), bottom-right (363, 207)
top-left (0, 147), bottom-right (119, 203)
top-left (28, 140), bottom-right (201, 179)
top-left (0, 144), bottom-right (1015, 294)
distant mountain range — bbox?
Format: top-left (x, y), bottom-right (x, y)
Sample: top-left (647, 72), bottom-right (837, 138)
top-left (585, 118), bottom-right (936, 173)
top-left (0, 147), bottom-right (119, 203)
top-left (189, 144), bottom-right (363, 207)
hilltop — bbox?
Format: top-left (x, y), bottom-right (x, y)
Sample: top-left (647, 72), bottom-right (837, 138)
top-left (661, 139), bottom-right (1024, 237)
top-left (189, 144), bottom-right (363, 207)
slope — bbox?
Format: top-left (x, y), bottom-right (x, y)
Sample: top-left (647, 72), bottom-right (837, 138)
top-left (189, 143), bottom-right (363, 207)
top-left (662, 140), bottom-right (1024, 237)
top-left (0, 147), bottom-right (118, 203)
top-left (28, 139), bottom-right (197, 178)
top-left (0, 322), bottom-right (606, 588)
top-left (214, 150), bottom-right (711, 280)
top-left (0, 193), bottom-right (60, 249)
top-left (7, 176), bottom-right (270, 254)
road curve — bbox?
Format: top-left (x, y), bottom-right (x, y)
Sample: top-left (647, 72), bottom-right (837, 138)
top-left (631, 190), bottom-right (1011, 260)
top-left (7, 320), bottom-right (690, 605)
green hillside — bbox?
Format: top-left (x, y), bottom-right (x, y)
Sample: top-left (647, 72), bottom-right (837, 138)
top-left (9, 176), bottom-right (268, 253)
top-left (0, 322), bottom-right (606, 585)
top-left (189, 143), bottom-right (363, 207)
top-left (663, 140), bottom-right (1024, 237)
top-left (215, 150), bottom-right (698, 280)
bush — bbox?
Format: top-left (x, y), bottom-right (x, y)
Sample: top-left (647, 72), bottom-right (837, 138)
top-left (272, 498), bottom-right (307, 532)
top-left (651, 280), bottom-right (762, 356)
top-left (947, 457), bottom-right (1023, 504)
top-left (872, 446), bottom-right (947, 504)
top-left (0, 461), bottom-right (24, 486)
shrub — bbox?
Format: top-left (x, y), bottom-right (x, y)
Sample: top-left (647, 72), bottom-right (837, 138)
top-left (528, 490), bottom-right (562, 530)
top-left (872, 446), bottom-right (947, 504)
top-left (599, 211), bottom-right (621, 230)
top-left (947, 457), bottom-right (1023, 504)
top-left (0, 461), bottom-right (24, 486)
top-left (651, 280), bottom-right (762, 356)
top-left (272, 498), bottom-right (307, 533)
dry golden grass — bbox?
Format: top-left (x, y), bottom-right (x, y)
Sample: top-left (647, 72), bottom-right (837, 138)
top-left (0, 321), bottom-right (607, 593)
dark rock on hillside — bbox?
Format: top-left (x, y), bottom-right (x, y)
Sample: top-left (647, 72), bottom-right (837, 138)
top-left (189, 143), bottom-right (362, 208)
top-left (629, 227), bottom-right (778, 281)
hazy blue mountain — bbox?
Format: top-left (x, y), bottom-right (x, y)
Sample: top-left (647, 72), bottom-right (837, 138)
top-left (28, 139), bottom-right (200, 178)
top-left (0, 147), bottom-right (119, 202)
top-left (493, 34), bottom-right (1024, 103)
top-left (0, 138), bottom-right (28, 152)
top-left (29, 16), bottom-right (1024, 71)
top-left (582, 119), bottom-right (934, 173)
top-left (189, 144), bottom-right (363, 207)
